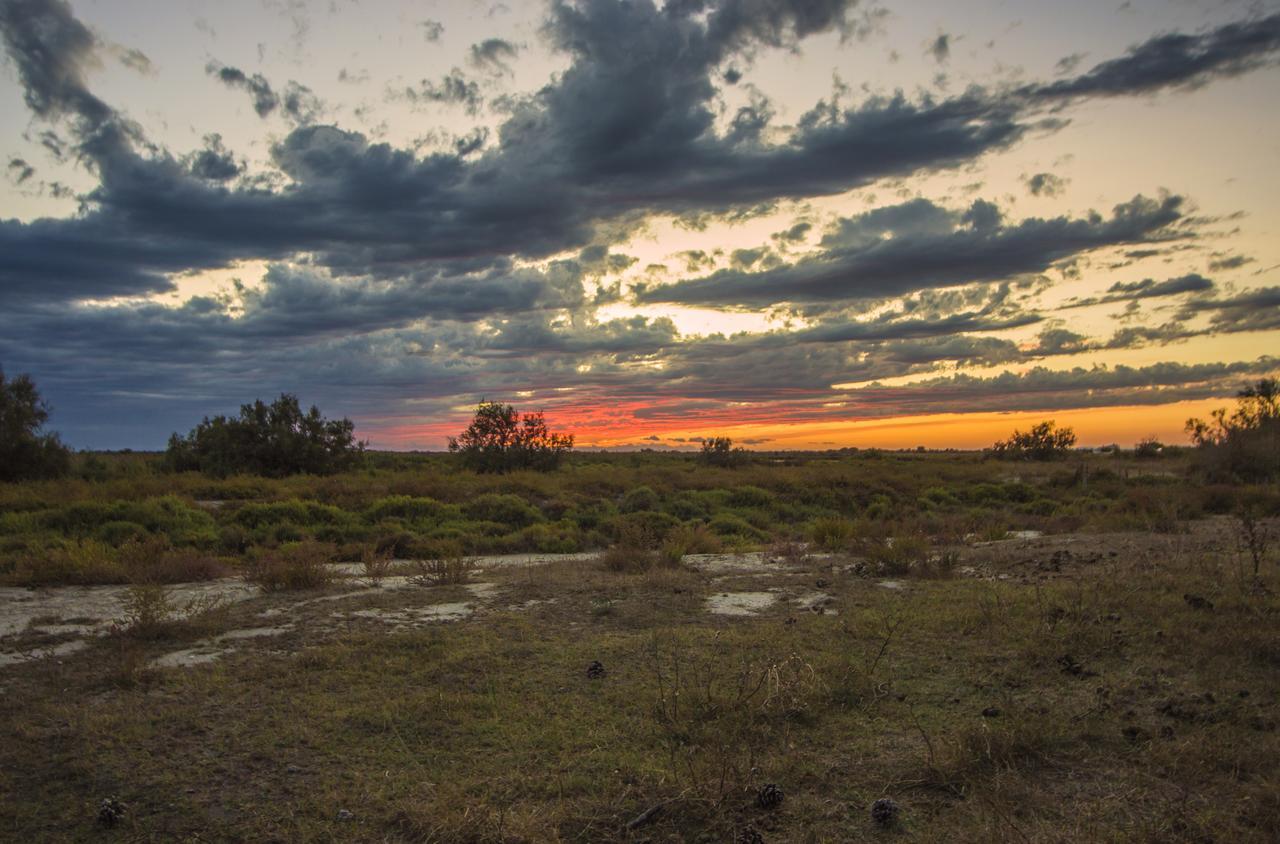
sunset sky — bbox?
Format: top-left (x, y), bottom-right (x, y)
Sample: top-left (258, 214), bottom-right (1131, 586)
top-left (1, 0), bottom-right (1278, 450)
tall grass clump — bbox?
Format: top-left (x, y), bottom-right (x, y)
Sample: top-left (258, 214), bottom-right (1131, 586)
top-left (245, 540), bottom-right (337, 591)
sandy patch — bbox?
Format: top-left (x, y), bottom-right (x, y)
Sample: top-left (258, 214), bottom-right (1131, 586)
top-left (706, 591), bottom-right (778, 616)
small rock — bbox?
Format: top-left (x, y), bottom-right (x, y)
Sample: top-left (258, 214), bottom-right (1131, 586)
top-left (981, 706), bottom-right (1001, 718)
top-left (337, 809), bottom-right (354, 821)
top-left (756, 783), bottom-right (783, 810)
top-left (286, 764), bottom-right (302, 774)
top-left (815, 578), bottom-right (830, 588)
top-left (586, 660), bottom-right (606, 679)
top-left (870, 797), bottom-right (899, 826)
top-left (97, 796), bottom-right (127, 828)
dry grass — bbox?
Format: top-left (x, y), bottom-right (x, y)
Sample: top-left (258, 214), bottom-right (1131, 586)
top-left (244, 540), bottom-right (337, 591)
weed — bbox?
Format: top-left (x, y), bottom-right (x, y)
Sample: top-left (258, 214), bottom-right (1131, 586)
top-left (360, 545), bottom-right (395, 585)
top-left (811, 516), bottom-right (856, 551)
top-left (119, 583), bottom-right (175, 639)
top-left (245, 541), bottom-right (337, 591)
top-left (410, 539), bottom-right (473, 585)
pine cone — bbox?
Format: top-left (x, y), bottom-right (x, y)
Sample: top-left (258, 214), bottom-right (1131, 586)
top-left (586, 660), bottom-right (606, 679)
top-left (737, 825), bottom-right (765, 843)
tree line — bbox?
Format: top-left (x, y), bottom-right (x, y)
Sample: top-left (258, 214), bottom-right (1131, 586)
top-left (3, 367), bottom-right (1277, 481)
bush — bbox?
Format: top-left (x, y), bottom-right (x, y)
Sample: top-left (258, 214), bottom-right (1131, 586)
top-left (811, 516), bottom-right (856, 551)
top-left (0, 370), bottom-right (72, 482)
top-left (727, 485), bottom-right (774, 508)
top-left (245, 541), bottom-right (337, 591)
top-left (449, 401), bottom-right (573, 473)
top-left (707, 513), bottom-right (767, 542)
top-left (463, 493), bottom-right (543, 527)
top-left (365, 495), bottom-right (451, 524)
top-left (698, 436), bottom-right (749, 468)
top-left (166, 394), bottom-right (365, 478)
top-left (409, 539), bottom-right (472, 585)
top-left (620, 485), bottom-right (660, 513)
top-left (1187, 378), bottom-right (1280, 481)
top-left (990, 421), bottom-right (1076, 461)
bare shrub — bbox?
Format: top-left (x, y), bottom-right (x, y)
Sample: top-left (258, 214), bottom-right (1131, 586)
top-left (245, 541), bottom-right (337, 591)
top-left (411, 539), bottom-right (473, 585)
top-left (648, 632), bottom-right (823, 803)
top-left (120, 583), bottom-right (175, 639)
top-left (768, 536), bottom-right (810, 566)
top-left (361, 545), bottom-right (395, 585)
top-left (118, 535), bottom-right (228, 584)
top-left (601, 520), bottom-right (659, 573)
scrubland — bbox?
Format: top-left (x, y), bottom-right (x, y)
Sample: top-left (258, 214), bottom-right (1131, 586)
top-left (0, 449), bottom-right (1276, 841)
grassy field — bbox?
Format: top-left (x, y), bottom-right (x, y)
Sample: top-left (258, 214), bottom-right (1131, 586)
top-left (0, 450), bottom-right (1277, 841)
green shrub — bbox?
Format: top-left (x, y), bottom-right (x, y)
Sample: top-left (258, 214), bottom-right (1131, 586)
top-left (811, 516), bottom-right (856, 551)
top-left (364, 495), bottom-right (450, 524)
top-left (707, 513), bottom-right (767, 542)
top-left (245, 541), bottom-right (337, 591)
top-left (233, 500), bottom-right (348, 530)
top-left (620, 485), bottom-right (660, 513)
top-left (463, 493), bottom-right (543, 527)
top-left (96, 520), bottom-right (151, 547)
top-left (609, 510), bottom-right (682, 549)
top-left (727, 485), bottom-right (774, 508)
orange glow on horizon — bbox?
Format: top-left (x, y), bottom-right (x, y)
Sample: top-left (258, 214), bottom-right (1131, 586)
top-left (365, 397), bottom-right (1233, 451)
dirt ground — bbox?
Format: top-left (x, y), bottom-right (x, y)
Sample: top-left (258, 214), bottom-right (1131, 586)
top-left (1, 518), bottom-right (1276, 842)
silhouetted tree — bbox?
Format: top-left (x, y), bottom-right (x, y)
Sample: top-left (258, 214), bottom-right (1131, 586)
top-left (1186, 378), bottom-right (1280, 481)
top-left (0, 369), bottom-right (72, 482)
top-left (990, 421), bottom-right (1076, 461)
top-left (165, 394), bottom-right (364, 477)
top-left (448, 401), bottom-right (573, 473)
top-left (699, 436), bottom-right (750, 467)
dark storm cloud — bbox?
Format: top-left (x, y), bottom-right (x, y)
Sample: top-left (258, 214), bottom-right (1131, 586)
top-left (4, 0), bottom-right (1280, 447)
top-left (639, 194), bottom-right (1187, 307)
top-left (186, 133), bottom-right (242, 181)
top-left (1059, 273), bottom-right (1214, 309)
top-left (837, 358), bottom-right (1279, 417)
top-left (7, 0), bottom-right (1273, 313)
top-left (0, 0), bottom-right (110, 125)
top-left (1020, 12), bottom-right (1280, 102)
top-left (1177, 285), bottom-right (1280, 334)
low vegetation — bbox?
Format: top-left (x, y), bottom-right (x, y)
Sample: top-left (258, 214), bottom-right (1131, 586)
top-left (2, 387), bottom-right (1278, 840)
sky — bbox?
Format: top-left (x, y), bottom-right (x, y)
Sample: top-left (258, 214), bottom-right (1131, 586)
top-left (1, 0), bottom-right (1278, 451)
